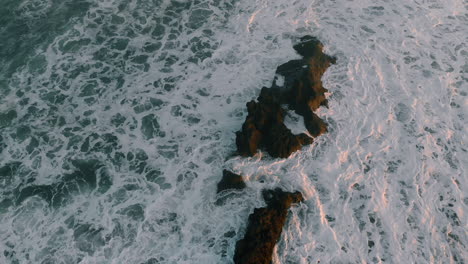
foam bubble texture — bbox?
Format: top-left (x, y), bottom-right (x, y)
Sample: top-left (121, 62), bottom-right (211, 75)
top-left (0, 0), bottom-right (466, 263)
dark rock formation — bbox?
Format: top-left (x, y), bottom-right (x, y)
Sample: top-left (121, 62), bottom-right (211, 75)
top-left (274, 35), bottom-right (336, 136)
top-left (303, 108), bottom-right (328, 137)
top-left (235, 36), bottom-right (335, 158)
top-left (217, 170), bottom-right (246, 193)
top-left (221, 36), bottom-right (335, 263)
top-left (235, 99), bottom-right (284, 157)
top-left (235, 95), bottom-right (314, 158)
top-left (264, 122), bottom-right (306, 158)
top-left (233, 188), bottom-right (304, 264)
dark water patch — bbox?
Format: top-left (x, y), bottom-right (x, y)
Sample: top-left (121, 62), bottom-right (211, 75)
top-left (0, 162), bottom-right (25, 211)
top-left (117, 203), bottom-right (146, 221)
top-left (145, 168), bottom-right (171, 190)
top-left (3, 247), bottom-right (20, 264)
top-left (133, 97), bottom-right (165, 114)
top-left (363, 6), bottom-right (385, 16)
top-left (395, 103), bottom-right (411, 122)
top-left (80, 132), bottom-right (122, 157)
top-left (360, 25), bottom-right (376, 34)
top-left (141, 258), bottom-right (164, 264)
top-left (0, 162), bottom-right (37, 204)
top-left (72, 223), bottom-right (106, 255)
top-left (349, 183), bottom-right (371, 232)
top-left (386, 159), bottom-right (402, 173)
top-left (189, 35), bottom-right (218, 63)
top-left (0, 134), bottom-right (5, 153)
top-left (440, 205), bottom-right (461, 227)
top-left (141, 114), bottom-right (165, 139)
top-left (176, 168), bottom-right (198, 194)
top-left (0, 110), bottom-right (17, 128)
top-left (145, 168), bottom-right (162, 182)
top-left (187, 8), bottom-right (214, 30)
top-left (14, 159), bottom-right (111, 207)
top-left (0, 0), bottom-right (93, 79)
top-left (126, 148), bottom-right (149, 174)
top-left (0, 162), bottom-right (22, 184)
top-left (184, 113), bottom-right (202, 125)
top-left (157, 144), bottom-right (178, 159)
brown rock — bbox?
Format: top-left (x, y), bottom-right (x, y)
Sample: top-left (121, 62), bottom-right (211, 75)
top-left (233, 189), bottom-right (304, 264)
top-left (264, 123), bottom-right (303, 158)
top-left (297, 133), bottom-right (314, 145)
top-left (236, 99), bottom-right (286, 157)
top-left (235, 98), bottom-right (313, 158)
top-left (303, 109), bottom-right (328, 137)
top-left (217, 170), bottom-right (246, 193)
top-left (275, 35), bottom-right (336, 136)
top-left (235, 103), bottom-right (313, 158)
top-left (246, 100), bottom-right (285, 131)
top-left (257, 86), bottom-right (283, 105)
top-left (235, 125), bottom-right (263, 157)
top-left (235, 35), bottom-right (334, 158)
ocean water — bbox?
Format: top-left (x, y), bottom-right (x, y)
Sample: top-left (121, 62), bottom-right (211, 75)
top-left (0, 0), bottom-right (467, 263)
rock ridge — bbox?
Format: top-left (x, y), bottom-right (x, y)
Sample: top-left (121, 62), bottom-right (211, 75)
top-left (217, 35), bottom-right (336, 264)
top-left (236, 35), bottom-right (335, 158)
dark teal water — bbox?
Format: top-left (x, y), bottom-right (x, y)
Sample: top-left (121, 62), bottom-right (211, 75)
top-left (0, 0), bottom-right (239, 262)
top-left (0, 0), bottom-right (92, 82)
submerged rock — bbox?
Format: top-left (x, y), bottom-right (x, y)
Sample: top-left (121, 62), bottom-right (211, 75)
top-left (233, 188), bottom-right (304, 264)
top-left (217, 170), bottom-right (246, 193)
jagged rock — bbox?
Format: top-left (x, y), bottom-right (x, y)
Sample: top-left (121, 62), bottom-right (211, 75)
top-left (235, 125), bottom-right (262, 157)
top-left (217, 170), bottom-right (246, 193)
top-left (257, 87), bottom-right (282, 105)
top-left (235, 99), bottom-right (286, 156)
top-left (274, 35), bottom-right (336, 136)
top-left (296, 133), bottom-right (314, 145)
top-left (235, 98), bottom-right (313, 158)
top-left (246, 100), bottom-right (285, 131)
top-left (225, 36), bottom-right (334, 263)
top-left (235, 36), bottom-right (334, 158)
top-left (262, 188), bottom-right (304, 208)
top-left (264, 123), bottom-right (303, 158)
top-left (233, 189), bottom-right (304, 264)
top-left (303, 108), bottom-right (328, 137)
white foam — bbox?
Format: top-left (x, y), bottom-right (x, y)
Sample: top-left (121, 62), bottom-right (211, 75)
top-left (0, 0), bottom-right (466, 263)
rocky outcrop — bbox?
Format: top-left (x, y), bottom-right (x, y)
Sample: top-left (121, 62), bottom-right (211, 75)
top-left (235, 36), bottom-right (335, 158)
top-left (235, 98), bottom-right (312, 158)
top-left (275, 36), bottom-right (336, 113)
top-left (217, 36), bottom-right (336, 263)
top-left (217, 170), bottom-right (246, 193)
top-left (233, 189), bottom-right (304, 264)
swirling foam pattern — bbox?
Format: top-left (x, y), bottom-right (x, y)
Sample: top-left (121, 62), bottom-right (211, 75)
top-left (0, 0), bottom-right (466, 263)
